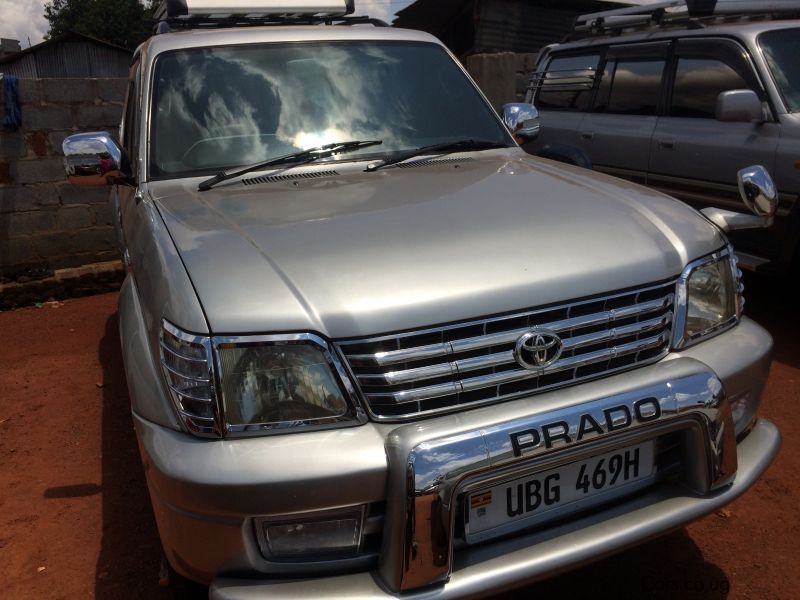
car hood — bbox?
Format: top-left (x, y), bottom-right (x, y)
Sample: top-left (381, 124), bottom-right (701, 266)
top-left (150, 149), bottom-right (723, 337)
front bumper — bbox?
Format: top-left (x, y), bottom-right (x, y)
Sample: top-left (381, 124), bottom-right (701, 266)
top-left (132, 318), bottom-right (779, 597)
top-left (211, 417), bottom-right (779, 600)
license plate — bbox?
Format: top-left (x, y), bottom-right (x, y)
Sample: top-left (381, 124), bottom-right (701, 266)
top-left (465, 441), bottom-right (655, 543)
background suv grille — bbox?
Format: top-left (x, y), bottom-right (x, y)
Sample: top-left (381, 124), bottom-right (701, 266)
top-left (338, 280), bottom-right (676, 419)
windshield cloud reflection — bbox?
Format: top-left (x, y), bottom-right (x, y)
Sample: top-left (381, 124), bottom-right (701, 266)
top-left (151, 41), bottom-right (508, 176)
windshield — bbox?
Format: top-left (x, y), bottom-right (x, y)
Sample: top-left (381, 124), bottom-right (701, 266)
top-left (149, 41), bottom-right (511, 178)
top-left (759, 28), bottom-right (800, 113)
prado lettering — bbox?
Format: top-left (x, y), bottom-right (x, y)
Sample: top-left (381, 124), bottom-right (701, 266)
top-left (510, 398), bottom-right (662, 458)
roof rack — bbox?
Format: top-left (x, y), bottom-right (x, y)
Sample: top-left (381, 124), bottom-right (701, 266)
top-left (574, 0), bottom-right (800, 36)
top-left (153, 0), bottom-right (388, 30)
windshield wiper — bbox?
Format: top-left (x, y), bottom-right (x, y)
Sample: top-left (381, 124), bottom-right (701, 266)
top-left (198, 140), bottom-right (383, 191)
top-left (364, 139), bottom-right (510, 172)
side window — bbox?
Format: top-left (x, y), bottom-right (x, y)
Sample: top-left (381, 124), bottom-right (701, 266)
top-left (670, 40), bottom-right (762, 118)
top-left (535, 53), bottom-right (601, 111)
top-left (595, 59), bottom-right (665, 115)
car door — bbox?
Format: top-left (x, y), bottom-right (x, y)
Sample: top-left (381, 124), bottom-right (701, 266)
top-left (648, 37), bottom-right (780, 211)
top-left (577, 42), bottom-right (669, 184)
top-left (524, 51), bottom-right (601, 163)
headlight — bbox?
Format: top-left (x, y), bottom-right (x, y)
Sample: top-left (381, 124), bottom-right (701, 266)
top-left (160, 323), bottom-right (363, 438)
top-left (216, 335), bottom-right (360, 433)
top-left (673, 247), bottom-right (742, 349)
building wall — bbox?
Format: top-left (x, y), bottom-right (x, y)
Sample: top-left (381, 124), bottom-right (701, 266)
top-left (474, 0), bottom-right (628, 54)
top-left (0, 78), bottom-right (127, 281)
top-left (0, 38), bottom-right (22, 59)
top-left (466, 51), bottom-right (538, 110)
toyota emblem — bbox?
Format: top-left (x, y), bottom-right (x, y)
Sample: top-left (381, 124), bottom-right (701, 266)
top-left (513, 329), bottom-right (563, 370)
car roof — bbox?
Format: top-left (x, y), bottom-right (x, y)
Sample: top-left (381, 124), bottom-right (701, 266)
top-left (142, 24), bottom-right (442, 56)
top-left (545, 18), bottom-right (800, 54)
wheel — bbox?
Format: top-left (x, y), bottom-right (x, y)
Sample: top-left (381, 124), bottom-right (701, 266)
top-left (163, 561), bottom-right (209, 600)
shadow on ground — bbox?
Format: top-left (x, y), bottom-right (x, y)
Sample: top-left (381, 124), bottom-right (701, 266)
top-left (499, 528), bottom-right (729, 599)
top-left (742, 271), bottom-right (799, 369)
top-left (95, 313), bottom-right (170, 600)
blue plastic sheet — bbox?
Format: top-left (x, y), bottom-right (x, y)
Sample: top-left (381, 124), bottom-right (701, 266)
top-left (2, 74), bottom-right (22, 130)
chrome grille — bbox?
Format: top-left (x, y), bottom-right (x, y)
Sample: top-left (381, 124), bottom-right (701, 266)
top-left (337, 280), bottom-right (675, 419)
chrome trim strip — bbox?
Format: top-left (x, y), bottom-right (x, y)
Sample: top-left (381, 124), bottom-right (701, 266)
top-left (161, 360), bottom-right (211, 383)
top-left (352, 342), bottom-right (450, 367)
top-left (178, 411), bottom-right (215, 423)
top-left (380, 360), bottom-right (737, 592)
top-left (374, 362), bottom-right (456, 385)
top-left (356, 313), bottom-right (672, 386)
top-left (169, 383), bottom-right (215, 403)
top-left (345, 293), bottom-right (673, 368)
top-left (373, 331), bottom-right (667, 405)
top-left (454, 350), bottom-right (515, 374)
top-left (159, 340), bottom-right (209, 364)
top-left (561, 312), bottom-right (671, 351)
top-left (381, 381), bottom-right (460, 404)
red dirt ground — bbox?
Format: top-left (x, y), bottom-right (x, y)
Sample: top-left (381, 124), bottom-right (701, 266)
top-left (0, 275), bottom-right (797, 599)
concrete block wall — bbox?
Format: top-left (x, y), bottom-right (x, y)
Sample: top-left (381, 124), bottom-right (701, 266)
top-left (465, 52), bottom-right (539, 111)
top-left (0, 78), bottom-right (127, 282)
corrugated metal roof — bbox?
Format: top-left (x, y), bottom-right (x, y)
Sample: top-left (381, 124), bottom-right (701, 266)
top-left (2, 53), bottom-right (37, 78)
top-left (0, 31), bottom-right (131, 78)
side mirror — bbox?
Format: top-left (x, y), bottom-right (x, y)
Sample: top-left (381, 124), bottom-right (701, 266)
top-left (737, 164), bottom-right (778, 217)
top-left (63, 132), bottom-right (127, 186)
top-left (502, 103), bottom-right (540, 142)
top-left (701, 164), bottom-right (777, 232)
top-left (716, 90), bottom-right (762, 123)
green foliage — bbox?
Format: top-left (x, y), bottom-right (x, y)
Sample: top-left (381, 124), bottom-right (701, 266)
top-left (43, 0), bottom-right (157, 49)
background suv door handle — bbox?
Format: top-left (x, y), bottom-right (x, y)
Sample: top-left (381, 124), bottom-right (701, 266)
top-left (657, 138), bottom-right (675, 150)
top-left (580, 130), bottom-right (594, 140)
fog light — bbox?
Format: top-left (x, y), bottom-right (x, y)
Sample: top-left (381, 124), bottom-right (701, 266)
top-left (254, 507), bottom-right (364, 560)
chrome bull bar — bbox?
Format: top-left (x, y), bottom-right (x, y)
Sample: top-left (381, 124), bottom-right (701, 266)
top-left (379, 358), bottom-right (737, 592)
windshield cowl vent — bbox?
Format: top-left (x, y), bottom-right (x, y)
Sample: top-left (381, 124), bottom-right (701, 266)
top-left (395, 157), bottom-right (475, 169)
top-left (242, 170), bottom-right (340, 186)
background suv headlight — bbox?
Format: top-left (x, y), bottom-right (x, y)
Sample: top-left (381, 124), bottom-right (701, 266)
top-left (160, 324), bottom-right (364, 438)
top-left (672, 247), bottom-right (742, 350)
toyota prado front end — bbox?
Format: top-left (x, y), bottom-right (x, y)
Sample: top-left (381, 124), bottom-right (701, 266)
top-left (61, 1), bottom-right (781, 598)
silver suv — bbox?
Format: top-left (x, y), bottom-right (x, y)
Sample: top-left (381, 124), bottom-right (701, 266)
top-left (525, 0), bottom-right (800, 275)
top-left (61, 1), bottom-right (780, 598)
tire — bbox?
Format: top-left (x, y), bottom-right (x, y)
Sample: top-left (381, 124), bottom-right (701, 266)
top-left (168, 564), bottom-right (209, 600)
